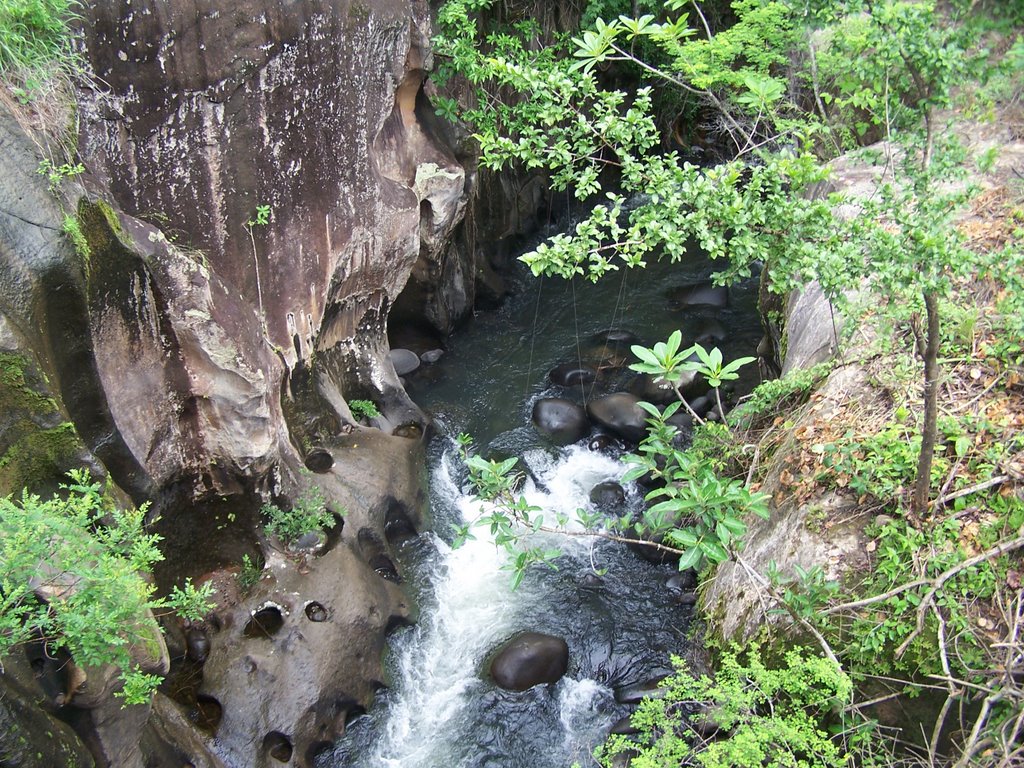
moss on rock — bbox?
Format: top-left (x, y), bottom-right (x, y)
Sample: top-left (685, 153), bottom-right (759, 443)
top-left (0, 351), bottom-right (86, 495)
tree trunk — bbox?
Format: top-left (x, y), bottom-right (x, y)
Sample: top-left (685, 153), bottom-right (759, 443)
top-left (913, 290), bottom-right (941, 515)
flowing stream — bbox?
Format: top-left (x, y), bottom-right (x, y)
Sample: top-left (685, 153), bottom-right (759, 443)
top-left (324, 242), bottom-right (763, 767)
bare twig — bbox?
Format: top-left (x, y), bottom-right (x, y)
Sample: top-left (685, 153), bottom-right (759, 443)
top-left (733, 553), bottom-right (842, 669)
top-left (929, 474), bottom-right (1010, 509)
top-left (896, 533), bottom-right (1024, 659)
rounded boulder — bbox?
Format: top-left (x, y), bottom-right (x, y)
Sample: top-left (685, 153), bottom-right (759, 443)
top-left (532, 398), bottom-right (590, 445)
top-left (388, 348), bottom-right (420, 376)
top-left (587, 393), bottom-right (648, 443)
top-left (489, 632), bottom-right (569, 691)
top-left (549, 362), bottom-right (597, 387)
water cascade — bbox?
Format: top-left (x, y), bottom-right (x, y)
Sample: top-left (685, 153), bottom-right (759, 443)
top-left (327, 250), bottom-right (763, 767)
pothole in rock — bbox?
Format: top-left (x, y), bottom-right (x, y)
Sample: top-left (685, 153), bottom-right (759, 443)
top-left (193, 695), bottom-right (223, 734)
top-left (304, 448), bottom-right (334, 473)
top-left (304, 601), bottom-right (329, 622)
top-left (385, 614), bottom-right (414, 635)
top-left (262, 731), bottom-right (293, 763)
top-left (369, 553), bottom-right (401, 583)
top-left (384, 502), bottom-right (418, 544)
top-left (243, 605), bottom-right (285, 639)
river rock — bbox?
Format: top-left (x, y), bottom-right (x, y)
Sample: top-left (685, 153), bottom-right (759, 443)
top-left (0, 660), bottom-right (94, 768)
top-left (587, 393), bottom-right (648, 443)
top-left (592, 329), bottom-right (640, 346)
top-left (489, 632), bottom-right (570, 691)
top-left (588, 433), bottom-right (619, 452)
top-left (532, 398), bottom-right (590, 445)
top-left (549, 362), bottom-right (598, 387)
top-left (615, 676), bottom-right (668, 704)
top-left (694, 317), bottom-right (728, 345)
top-left (666, 570), bottom-right (698, 593)
top-left (388, 348), bottom-right (421, 376)
top-left (687, 394), bottom-right (714, 418)
top-left (630, 373), bottom-right (686, 405)
top-left (590, 481), bottom-right (626, 510)
top-left (420, 348), bottom-right (445, 364)
top-left (667, 283), bottom-right (729, 309)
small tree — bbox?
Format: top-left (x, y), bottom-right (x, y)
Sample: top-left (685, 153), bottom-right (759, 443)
top-left (435, 0), bottom-right (986, 515)
top-left (0, 470), bottom-right (213, 704)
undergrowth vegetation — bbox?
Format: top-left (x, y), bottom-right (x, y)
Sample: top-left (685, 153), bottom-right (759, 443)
top-left (0, 0), bottom-right (79, 97)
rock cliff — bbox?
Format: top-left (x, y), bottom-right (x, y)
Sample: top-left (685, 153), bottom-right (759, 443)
top-left (0, 1), bottom-right (471, 766)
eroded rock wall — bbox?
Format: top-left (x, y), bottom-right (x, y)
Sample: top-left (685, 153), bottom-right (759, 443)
top-left (77, 0), bottom-right (467, 431)
top-left (1, 1), bottom-right (469, 765)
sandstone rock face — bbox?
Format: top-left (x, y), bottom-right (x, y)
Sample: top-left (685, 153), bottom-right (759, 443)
top-left (199, 541), bottom-right (413, 768)
top-left (76, 0), bottom-right (468, 437)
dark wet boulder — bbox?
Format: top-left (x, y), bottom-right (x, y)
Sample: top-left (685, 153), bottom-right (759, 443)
top-left (589, 434), bottom-right (621, 453)
top-left (0, 666), bottom-right (94, 768)
top-left (694, 317), bottom-right (728, 345)
top-left (627, 536), bottom-right (681, 566)
top-left (615, 676), bottom-right (668, 704)
top-left (590, 481), bottom-right (626, 510)
top-left (666, 570), bottom-right (698, 593)
top-left (630, 373), bottom-right (686, 406)
top-left (667, 283), bottom-right (729, 309)
top-left (592, 329), bottom-right (639, 346)
top-left (549, 363), bottom-right (597, 387)
top-left (687, 394), bottom-right (714, 419)
top-left (388, 348), bottom-right (421, 376)
top-left (489, 632), bottom-right (570, 691)
top-left (532, 398), bottom-right (590, 445)
top-left (587, 393), bottom-right (648, 443)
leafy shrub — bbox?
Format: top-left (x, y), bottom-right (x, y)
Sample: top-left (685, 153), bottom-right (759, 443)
top-left (0, 469), bottom-right (213, 704)
top-left (732, 362), bottom-right (833, 425)
top-left (598, 647), bottom-right (858, 768)
top-left (262, 481), bottom-right (337, 545)
top-left (349, 398), bottom-right (380, 420)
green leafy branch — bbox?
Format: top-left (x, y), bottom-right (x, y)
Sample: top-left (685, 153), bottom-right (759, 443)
top-left (0, 469), bottom-right (215, 705)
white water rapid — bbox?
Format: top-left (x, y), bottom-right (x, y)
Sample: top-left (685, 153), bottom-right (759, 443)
top-left (339, 443), bottom-right (630, 768)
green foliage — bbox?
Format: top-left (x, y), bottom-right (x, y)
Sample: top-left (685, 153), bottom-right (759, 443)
top-left (262, 478), bottom-right (337, 545)
top-left (622, 399), bottom-right (769, 571)
top-left (0, 0), bottom-right (78, 78)
top-left (0, 470), bottom-right (215, 705)
top-left (598, 647), bottom-right (857, 768)
top-left (819, 424), bottom-right (949, 502)
top-left (767, 561), bottom-right (840, 623)
top-left (348, 398), bottom-right (380, 420)
top-left (236, 553), bottom-right (263, 592)
top-left (61, 213), bottom-right (89, 263)
top-left (37, 157), bottom-right (83, 190)
top-left (735, 363), bottom-right (832, 420)
top-left (838, 515), bottom-right (997, 679)
top-left (247, 204), bottom-right (271, 228)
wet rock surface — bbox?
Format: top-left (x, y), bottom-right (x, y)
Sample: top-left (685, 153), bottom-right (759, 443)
top-left (532, 397), bottom-right (590, 445)
top-left (489, 632), bottom-right (570, 692)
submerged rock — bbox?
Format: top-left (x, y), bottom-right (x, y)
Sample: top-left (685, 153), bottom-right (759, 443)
top-left (590, 481), bottom-right (626, 510)
top-left (549, 362), bottom-right (598, 387)
top-left (667, 283), bottom-right (729, 309)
